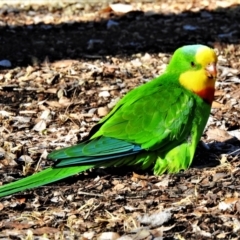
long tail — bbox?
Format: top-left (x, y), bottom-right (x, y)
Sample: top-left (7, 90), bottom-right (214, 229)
top-left (0, 137), bottom-right (144, 198)
top-left (0, 165), bottom-right (93, 198)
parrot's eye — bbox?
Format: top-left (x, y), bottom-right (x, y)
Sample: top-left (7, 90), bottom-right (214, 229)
top-left (190, 62), bottom-right (196, 67)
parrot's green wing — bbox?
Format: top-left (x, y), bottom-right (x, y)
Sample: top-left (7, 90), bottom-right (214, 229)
top-left (90, 75), bottom-right (196, 150)
top-left (49, 73), bottom-right (210, 173)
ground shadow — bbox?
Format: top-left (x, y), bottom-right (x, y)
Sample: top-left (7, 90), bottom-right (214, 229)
top-left (0, 4), bottom-right (239, 67)
top-left (192, 137), bottom-right (240, 169)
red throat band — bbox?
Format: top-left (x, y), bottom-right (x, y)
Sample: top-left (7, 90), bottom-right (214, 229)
top-left (195, 87), bottom-right (215, 104)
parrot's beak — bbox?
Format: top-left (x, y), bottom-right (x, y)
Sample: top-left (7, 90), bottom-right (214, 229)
top-left (205, 63), bottom-right (217, 79)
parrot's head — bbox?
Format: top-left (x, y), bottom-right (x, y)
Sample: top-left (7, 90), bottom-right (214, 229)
top-left (167, 44), bottom-right (218, 104)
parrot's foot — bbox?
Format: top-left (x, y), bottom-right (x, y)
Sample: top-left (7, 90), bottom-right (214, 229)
top-left (154, 144), bottom-right (193, 175)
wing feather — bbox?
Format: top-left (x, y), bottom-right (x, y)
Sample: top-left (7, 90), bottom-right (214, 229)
top-left (93, 76), bottom-right (195, 152)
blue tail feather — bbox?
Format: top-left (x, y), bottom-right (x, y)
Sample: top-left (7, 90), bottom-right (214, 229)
top-left (48, 136), bottom-right (143, 167)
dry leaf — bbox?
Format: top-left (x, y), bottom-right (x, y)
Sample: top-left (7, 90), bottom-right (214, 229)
top-left (97, 232), bottom-right (120, 240)
top-left (206, 128), bottom-right (232, 142)
top-left (4, 221), bottom-right (33, 230)
top-left (33, 227), bottom-right (59, 235)
top-left (33, 119), bottom-right (46, 132)
top-left (51, 59), bottom-right (79, 68)
top-left (109, 3), bottom-right (133, 13)
top-left (219, 198), bottom-right (239, 211)
top-left (46, 101), bottom-right (62, 108)
top-left (212, 101), bottom-right (224, 109)
top-left (58, 96), bottom-right (72, 107)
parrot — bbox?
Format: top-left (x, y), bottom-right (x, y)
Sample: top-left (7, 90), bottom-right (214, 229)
top-left (0, 44), bottom-right (217, 197)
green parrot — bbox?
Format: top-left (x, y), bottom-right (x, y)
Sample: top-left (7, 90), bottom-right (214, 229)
top-left (0, 44), bottom-right (217, 197)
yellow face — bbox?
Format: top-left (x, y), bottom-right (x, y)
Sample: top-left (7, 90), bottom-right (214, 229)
top-left (179, 46), bottom-right (217, 94)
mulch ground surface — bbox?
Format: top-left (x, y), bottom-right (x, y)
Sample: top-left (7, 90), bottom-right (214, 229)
top-left (0, 1), bottom-right (240, 239)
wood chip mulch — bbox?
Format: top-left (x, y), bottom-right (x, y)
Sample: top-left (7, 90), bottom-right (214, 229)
top-left (0, 1), bottom-right (240, 239)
